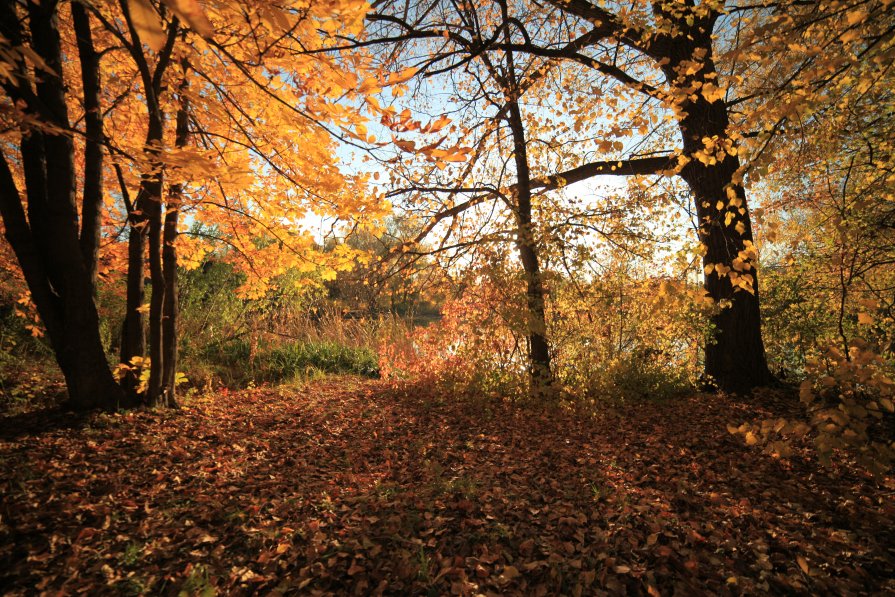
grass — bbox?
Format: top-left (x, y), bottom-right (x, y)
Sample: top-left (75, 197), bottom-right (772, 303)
top-left (194, 338), bottom-right (380, 388)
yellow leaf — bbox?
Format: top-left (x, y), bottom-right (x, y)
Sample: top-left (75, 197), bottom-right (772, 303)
top-left (358, 77), bottom-right (381, 93)
top-left (127, 0), bottom-right (167, 51)
top-left (387, 66), bottom-right (419, 85)
top-left (701, 82), bottom-right (725, 103)
top-left (797, 555), bottom-right (809, 575)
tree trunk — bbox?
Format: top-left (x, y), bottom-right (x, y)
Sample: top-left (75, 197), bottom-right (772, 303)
top-left (681, 156), bottom-right (772, 393)
top-left (496, 1), bottom-right (554, 397)
top-left (72, 2), bottom-right (103, 293)
top-left (0, 1), bottom-right (125, 410)
top-left (146, 174), bottom-right (165, 404)
top-left (120, 209), bottom-right (147, 393)
top-left (161, 78), bottom-right (190, 407)
top-left (161, 201), bottom-right (179, 406)
top-left (506, 98), bottom-right (554, 395)
top-left (659, 21), bottom-right (773, 393)
top-left (117, 0), bottom-right (180, 406)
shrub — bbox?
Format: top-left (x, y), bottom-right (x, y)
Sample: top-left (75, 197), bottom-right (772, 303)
top-left (729, 340), bottom-right (895, 477)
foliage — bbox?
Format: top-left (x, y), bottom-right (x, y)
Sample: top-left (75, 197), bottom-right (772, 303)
top-left (264, 341), bottom-right (380, 381)
top-left (732, 341), bottom-right (895, 477)
top-left (200, 337), bottom-right (379, 387)
top-left (0, 1), bottom-right (894, 592)
top-left (380, 254), bottom-right (702, 403)
top-left (801, 343), bottom-right (895, 476)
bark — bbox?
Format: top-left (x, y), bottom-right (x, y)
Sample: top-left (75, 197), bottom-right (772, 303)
top-left (146, 169), bottom-right (165, 404)
top-left (498, 5), bottom-right (554, 396)
top-left (0, 1), bottom-right (125, 410)
top-left (656, 15), bottom-right (773, 393)
top-left (161, 199), bottom-right (179, 405)
top-left (119, 201), bottom-right (146, 393)
top-left (72, 2), bottom-right (103, 293)
top-left (161, 76), bottom-right (190, 407)
top-left (118, 1), bottom-right (178, 405)
top-left (506, 99), bottom-right (553, 395)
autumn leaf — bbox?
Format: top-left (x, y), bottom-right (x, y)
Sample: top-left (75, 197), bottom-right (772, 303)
top-left (127, 0), bottom-right (167, 51)
top-left (162, 0), bottom-right (214, 38)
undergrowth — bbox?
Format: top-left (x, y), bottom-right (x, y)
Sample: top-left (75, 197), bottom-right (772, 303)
top-left (189, 338), bottom-right (379, 389)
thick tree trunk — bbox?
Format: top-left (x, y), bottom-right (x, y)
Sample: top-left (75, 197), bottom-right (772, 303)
top-left (660, 23), bottom-right (773, 393)
top-left (0, 1), bottom-right (125, 410)
top-left (506, 98), bottom-right (554, 395)
top-left (681, 156), bottom-right (772, 392)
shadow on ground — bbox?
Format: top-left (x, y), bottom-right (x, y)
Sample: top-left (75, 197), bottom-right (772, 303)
top-left (0, 378), bottom-right (892, 595)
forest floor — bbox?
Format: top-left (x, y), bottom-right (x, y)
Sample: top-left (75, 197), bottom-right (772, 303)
top-left (1, 378), bottom-right (893, 596)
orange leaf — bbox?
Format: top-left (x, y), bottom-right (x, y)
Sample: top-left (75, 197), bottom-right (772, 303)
top-left (162, 0), bottom-right (214, 38)
top-left (127, 0), bottom-right (167, 51)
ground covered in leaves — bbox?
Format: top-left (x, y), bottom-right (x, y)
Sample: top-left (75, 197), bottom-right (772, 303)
top-left (1, 379), bottom-right (893, 596)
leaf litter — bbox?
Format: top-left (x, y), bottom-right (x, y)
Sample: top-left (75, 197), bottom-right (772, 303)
top-left (0, 378), bottom-right (892, 595)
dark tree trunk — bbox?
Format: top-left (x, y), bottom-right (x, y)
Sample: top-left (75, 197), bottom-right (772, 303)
top-left (161, 201), bottom-right (179, 405)
top-left (506, 99), bottom-right (554, 395)
top-left (657, 17), bottom-right (773, 393)
top-left (72, 2), bottom-right (103, 293)
top-left (0, 1), bottom-right (125, 410)
top-left (160, 78), bottom-right (190, 407)
top-left (117, 0), bottom-right (180, 406)
top-left (146, 173), bottom-right (165, 404)
top-left (495, 1), bottom-right (553, 397)
top-left (120, 207), bottom-right (146, 393)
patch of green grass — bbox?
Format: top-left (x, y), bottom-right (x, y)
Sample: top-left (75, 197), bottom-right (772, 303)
top-left (113, 578), bottom-right (148, 596)
top-left (195, 339), bottom-right (379, 388)
top-left (119, 542), bottom-right (143, 567)
top-left (179, 564), bottom-right (215, 597)
top-left (263, 341), bottom-right (379, 381)
top-left (416, 545), bottom-right (431, 582)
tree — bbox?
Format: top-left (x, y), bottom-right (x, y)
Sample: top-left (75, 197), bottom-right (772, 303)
top-left (101, 0), bottom-right (388, 405)
top-left (0, 0), bottom-right (128, 410)
top-left (502, 0), bottom-right (774, 392)
top-left (0, 0), bottom-right (382, 409)
top-left (358, 0), bottom-right (661, 395)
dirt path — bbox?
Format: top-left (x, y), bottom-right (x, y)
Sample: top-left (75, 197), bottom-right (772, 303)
top-left (1, 378), bottom-right (892, 595)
